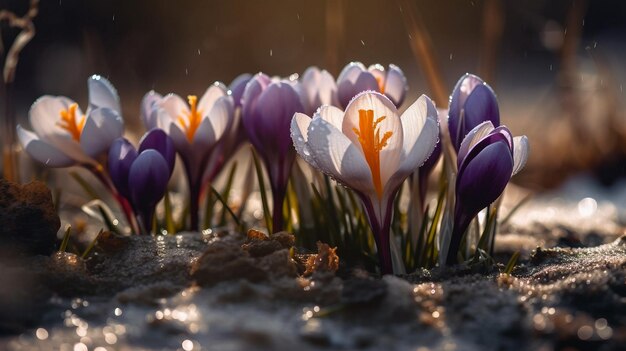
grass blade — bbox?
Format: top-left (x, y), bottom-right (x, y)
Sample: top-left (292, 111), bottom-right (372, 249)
top-left (210, 186), bottom-right (241, 228)
top-left (251, 147), bottom-right (272, 233)
top-left (81, 228), bottom-right (104, 258)
top-left (504, 251), bottom-right (520, 275)
top-left (219, 162), bottom-right (238, 226)
top-left (59, 225), bottom-right (72, 252)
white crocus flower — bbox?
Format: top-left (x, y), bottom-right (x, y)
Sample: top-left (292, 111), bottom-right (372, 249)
top-left (17, 75), bottom-right (123, 167)
top-left (155, 82), bottom-right (234, 230)
top-left (291, 91), bottom-right (439, 274)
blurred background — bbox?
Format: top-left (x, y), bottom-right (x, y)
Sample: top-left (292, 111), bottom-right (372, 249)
top-left (2, 0), bottom-right (626, 189)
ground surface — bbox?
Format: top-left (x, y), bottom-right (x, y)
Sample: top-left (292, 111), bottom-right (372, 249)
top-left (0, 176), bottom-right (625, 351)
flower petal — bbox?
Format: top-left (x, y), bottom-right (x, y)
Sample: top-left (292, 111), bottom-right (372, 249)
top-left (448, 73), bottom-right (499, 149)
top-left (196, 95), bottom-right (234, 147)
top-left (29, 95), bottom-right (80, 140)
top-left (290, 112), bottom-right (317, 168)
top-left (306, 116), bottom-right (374, 195)
top-left (337, 62), bottom-right (379, 109)
top-left (160, 93), bottom-right (189, 124)
top-left (108, 138), bottom-right (137, 199)
top-left (141, 90), bottom-right (162, 130)
top-left (383, 64), bottom-right (408, 107)
top-left (316, 105), bottom-right (344, 130)
top-left (382, 95), bottom-right (438, 205)
top-left (463, 84), bottom-right (500, 135)
top-left (512, 135), bottom-right (529, 176)
top-left (457, 121), bottom-right (495, 164)
top-left (301, 66), bottom-right (339, 115)
top-left (80, 107), bottom-right (124, 158)
top-left (342, 91), bottom-right (404, 189)
top-left (138, 129), bottom-right (176, 175)
top-left (244, 81), bottom-right (304, 158)
top-left (17, 125), bottom-right (75, 167)
top-left (397, 95), bottom-right (439, 176)
top-left (198, 82), bottom-right (228, 114)
top-left (29, 97), bottom-right (94, 165)
top-left (88, 75), bottom-right (121, 113)
top-left (129, 149), bottom-right (170, 209)
top-left (457, 141), bottom-right (513, 216)
top-left (229, 73), bottom-right (253, 108)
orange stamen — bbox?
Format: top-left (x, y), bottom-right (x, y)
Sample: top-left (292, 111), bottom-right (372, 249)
top-left (57, 103), bottom-right (85, 141)
top-left (352, 109), bottom-right (393, 198)
top-left (177, 95), bottom-right (203, 142)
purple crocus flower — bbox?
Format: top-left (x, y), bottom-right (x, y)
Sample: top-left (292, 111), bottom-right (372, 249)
top-left (108, 129), bottom-right (176, 233)
top-left (129, 150), bottom-right (170, 233)
top-left (447, 73), bottom-right (500, 151)
top-left (446, 122), bottom-right (528, 264)
top-left (230, 73), bottom-right (253, 108)
top-left (242, 72), bottom-right (305, 233)
top-left (337, 62), bottom-right (408, 109)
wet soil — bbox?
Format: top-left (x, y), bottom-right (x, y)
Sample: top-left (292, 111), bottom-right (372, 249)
top-left (0, 178), bottom-right (625, 351)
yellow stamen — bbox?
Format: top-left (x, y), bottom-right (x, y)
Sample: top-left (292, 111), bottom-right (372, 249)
top-left (57, 103), bottom-right (85, 141)
top-left (177, 95), bottom-right (204, 142)
top-left (352, 109), bottom-right (393, 197)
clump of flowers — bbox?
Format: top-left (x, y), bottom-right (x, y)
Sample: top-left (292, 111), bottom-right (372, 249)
top-left (144, 83), bottom-right (234, 230)
top-left (18, 66), bottom-right (529, 276)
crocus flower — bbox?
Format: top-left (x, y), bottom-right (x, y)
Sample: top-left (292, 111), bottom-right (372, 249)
top-left (291, 91), bottom-right (439, 274)
top-left (367, 63), bottom-right (408, 107)
top-left (336, 62), bottom-right (408, 109)
top-left (108, 129), bottom-right (175, 233)
top-left (242, 73), bottom-right (305, 233)
top-left (17, 75), bottom-right (138, 231)
top-left (155, 83), bottom-right (234, 230)
top-left (447, 73), bottom-right (500, 151)
top-left (202, 73), bottom-right (253, 185)
top-left (446, 122), bottom-right (528, 264)
top-left (17, 75), bottom-right (123, 167)
top-left (300, 66), bottom-right (339, 115)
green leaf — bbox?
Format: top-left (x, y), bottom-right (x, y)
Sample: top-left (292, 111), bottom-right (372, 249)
top-left (504, 251), bottom-right (520, 275)
top-left (251, 147), bottom-right (272, 233)
top-left (59, 225), bottom-right (72, 252)
top-left (70, 171), bottom-right (100, 200)
top-left (219, 162), bottom-right (238, 226)
top-left (210, 186), bottom-right (241, 228)
top-left (81, 228), bottom-right (104, 258)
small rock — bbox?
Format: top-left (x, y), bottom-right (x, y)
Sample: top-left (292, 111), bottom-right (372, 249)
top-left (191, 241), bottom-right (267, 286)
top-left (0, 179), bottom-right (60, 256)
